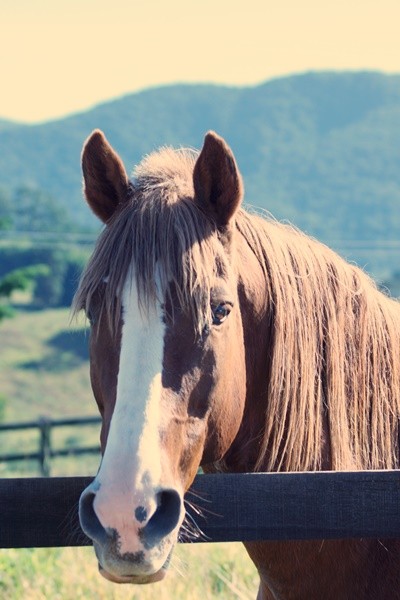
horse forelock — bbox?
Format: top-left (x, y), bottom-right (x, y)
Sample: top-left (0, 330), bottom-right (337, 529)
top-left (133, 146), bottom-right (199, 200)
top-left (73, 147), bottom-right (226, 334)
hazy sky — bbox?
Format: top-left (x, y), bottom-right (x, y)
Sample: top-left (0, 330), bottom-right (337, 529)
top-left (1, 0), bottom-right (399, 123)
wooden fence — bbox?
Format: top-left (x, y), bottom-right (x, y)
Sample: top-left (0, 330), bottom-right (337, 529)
top-left (0, 416), bottom-right (101, 476)
top-left (1, 470), bottom-right (400, 548)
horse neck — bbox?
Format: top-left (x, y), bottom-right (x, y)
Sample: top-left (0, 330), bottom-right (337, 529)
top-left (245, 538), bottom-right (400, 600)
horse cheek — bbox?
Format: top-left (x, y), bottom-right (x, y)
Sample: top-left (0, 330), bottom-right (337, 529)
top-left (199, 325), bottom-right (247, 465)
top-left (201, 372), bottom-right (246, 465)
top-left (160, 413), bottom-right (206, 490)
top-left (179, 427), bottom-right (207, 489)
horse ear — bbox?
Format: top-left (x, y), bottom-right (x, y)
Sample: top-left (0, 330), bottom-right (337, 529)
top-left (81, 130), bottom-right (130, 223)
top-left (193, 131), bottom-right (243, 228)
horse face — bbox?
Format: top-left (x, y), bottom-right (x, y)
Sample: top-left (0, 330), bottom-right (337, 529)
top-left (78, 130), bottom-right (246, 583)
top-left (80, 268), bottom-right (246, 583)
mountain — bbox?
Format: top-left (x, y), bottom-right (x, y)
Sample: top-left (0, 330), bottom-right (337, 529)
top-left (0, 119), bottom-right (22, 132)
top-left (0, 71), bottom-right (399, 278)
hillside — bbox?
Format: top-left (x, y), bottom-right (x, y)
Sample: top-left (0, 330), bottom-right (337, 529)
top-left (0, 308), bottom-right (91, 422)
top-left (0, 71), bottom-right (400, 277)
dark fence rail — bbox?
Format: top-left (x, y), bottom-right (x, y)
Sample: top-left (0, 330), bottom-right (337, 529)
top-left (1, 470), bottom-right (400, 549)
top-left (0, 416), bottom-right (101, 476)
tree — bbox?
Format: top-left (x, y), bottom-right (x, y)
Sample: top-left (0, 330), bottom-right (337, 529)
top-left (12, 185), bottom-right (77, 232)
top-left (0, 187), bottom-right (12, 230)
top-left (0, 393), bottom-right (6, 421)
top-left (0, 265), bottom-right (50, 322)
top-left (0, 184), bottom-right (80, 234)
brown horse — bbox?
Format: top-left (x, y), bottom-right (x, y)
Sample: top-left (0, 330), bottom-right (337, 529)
top-left (75, 129), bottom-right (400, 599)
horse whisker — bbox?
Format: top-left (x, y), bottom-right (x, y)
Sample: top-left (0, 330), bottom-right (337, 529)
top-left (185, 497), bottom-right (222, 519)
top-left (182, 509), bottom-right (210, 542)
top-left (186, 487), bottom-right (212, 503)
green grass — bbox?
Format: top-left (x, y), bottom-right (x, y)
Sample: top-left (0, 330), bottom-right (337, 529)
top-left (0, 544), bottom-right (258, 600)
top-left (0, 307), bottom-right (93, 422)
top-left (0, 308), bottom-right (260, 597)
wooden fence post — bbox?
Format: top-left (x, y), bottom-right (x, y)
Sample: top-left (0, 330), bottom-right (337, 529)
top-left (38, 417), bottom-right (51, 477)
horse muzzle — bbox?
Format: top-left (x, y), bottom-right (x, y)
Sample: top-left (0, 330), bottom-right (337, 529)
top-left (94, 539), bottom-right (173, 584)
top-left (79, 482), bottom-right (183, 583)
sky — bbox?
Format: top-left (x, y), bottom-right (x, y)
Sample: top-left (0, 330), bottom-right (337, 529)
top-left (1, 0), bottom-right (399, 123)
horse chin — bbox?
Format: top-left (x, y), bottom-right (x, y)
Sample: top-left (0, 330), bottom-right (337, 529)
top-left (98, 563), bottom-right (167, 585)
top-left (96, 547), bottom-right (173, 585)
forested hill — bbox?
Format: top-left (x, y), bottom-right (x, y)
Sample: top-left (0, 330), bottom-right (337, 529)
top-left (0, 71), bottom-right (399, 274)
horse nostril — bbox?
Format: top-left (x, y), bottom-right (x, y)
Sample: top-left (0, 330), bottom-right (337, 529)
top-left (141, 489), bottom-right (182, 549)
top-left (79, 487), bottom-right (108, 545)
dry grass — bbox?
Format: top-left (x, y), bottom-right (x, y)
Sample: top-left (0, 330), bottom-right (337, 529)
top-left (0, 543), bottom-right (258, 600)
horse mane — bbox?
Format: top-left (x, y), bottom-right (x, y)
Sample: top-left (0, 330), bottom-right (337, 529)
top-left (236, 212), bottom-right (400, 472)
top-left (74, 146), bottom-right (400, 473)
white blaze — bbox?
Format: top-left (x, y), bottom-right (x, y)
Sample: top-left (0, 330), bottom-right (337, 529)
top-left (93, 270), bottom-right (166, 551)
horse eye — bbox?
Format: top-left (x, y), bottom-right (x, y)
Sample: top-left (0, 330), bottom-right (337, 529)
top-left (212, 303), bottom-right (232, 325)
top-left (85, 303), bottom-right (98, 326)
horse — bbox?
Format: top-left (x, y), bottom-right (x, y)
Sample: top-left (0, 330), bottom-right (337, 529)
top-left (74, 129), bottom-right (400, 599)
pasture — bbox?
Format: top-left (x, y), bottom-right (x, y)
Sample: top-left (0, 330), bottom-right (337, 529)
top-left (0, 545), bottom-right (258, 600)
top-left (0, 306), bottom-right (258, 598)
top-left (0, 308), bottom-right (92, 422)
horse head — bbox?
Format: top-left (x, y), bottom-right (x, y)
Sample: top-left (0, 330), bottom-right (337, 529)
top-left (77, 131), bottom-right (248, 583)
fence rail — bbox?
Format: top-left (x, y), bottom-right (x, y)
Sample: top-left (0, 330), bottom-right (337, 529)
top-left (0, 416), bottom-right (101, 476)
top-left (1, 470), bottom-right (400, 549)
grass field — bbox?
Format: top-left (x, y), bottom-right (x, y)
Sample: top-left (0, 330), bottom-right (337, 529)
top-left (0, 307), bottom-right (93, 423)
top-left (0, 306), bottom-right (99, 477)
top-left (0, 545), bottom-right (259, 600)
top-left (0, 307), bottom-right (259, 598)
